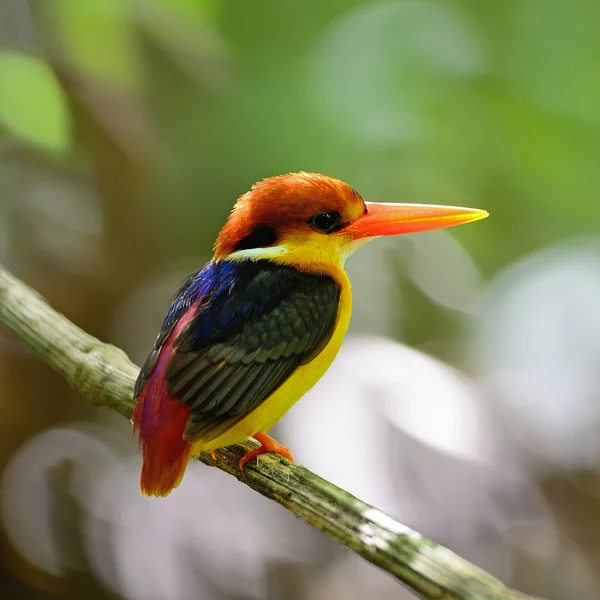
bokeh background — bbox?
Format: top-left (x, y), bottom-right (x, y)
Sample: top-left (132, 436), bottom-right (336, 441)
top-left (2, 0), bottom-right (600, 598)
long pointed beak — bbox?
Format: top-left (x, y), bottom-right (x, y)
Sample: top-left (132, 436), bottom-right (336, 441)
top-left (342, 202), bottom-right (488, 240)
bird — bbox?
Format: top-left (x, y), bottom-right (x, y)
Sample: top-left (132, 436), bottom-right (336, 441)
top-left (132, 172), bottom-right (488, 496)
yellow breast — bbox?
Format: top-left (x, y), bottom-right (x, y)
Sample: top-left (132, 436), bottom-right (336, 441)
top-left (191, 266), bottom-right (352, 453)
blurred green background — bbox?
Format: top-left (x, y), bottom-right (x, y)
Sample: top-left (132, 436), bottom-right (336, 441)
top-left (2, 1), bottom-right (600, 599)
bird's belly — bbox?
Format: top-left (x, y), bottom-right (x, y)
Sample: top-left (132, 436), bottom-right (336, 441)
top-left (192, 284), bottom-right (352, 453)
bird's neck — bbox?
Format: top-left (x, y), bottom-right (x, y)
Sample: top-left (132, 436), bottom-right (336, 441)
top-left (216, 245), bottom-right (351, 285)
top-left (215, 234), bottom-right (364, 283)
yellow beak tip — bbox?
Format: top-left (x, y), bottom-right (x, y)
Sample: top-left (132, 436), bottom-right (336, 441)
top-left (471, 209), bottom-right (489, 221)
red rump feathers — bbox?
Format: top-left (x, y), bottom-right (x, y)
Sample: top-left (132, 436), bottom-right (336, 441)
top-left (132, 310), bottom-right (195, 497)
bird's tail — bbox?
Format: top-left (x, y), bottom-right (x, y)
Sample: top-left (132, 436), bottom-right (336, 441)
top-left (132, 326), bottom-right (194, 497)
top-left (132, 383), bottom-right (192, 496)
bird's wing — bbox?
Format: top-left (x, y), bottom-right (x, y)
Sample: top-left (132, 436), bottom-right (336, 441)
top-left (134, 270), bottom-right (206, 400)
top-left (164, 261), bottom-right (340, 443)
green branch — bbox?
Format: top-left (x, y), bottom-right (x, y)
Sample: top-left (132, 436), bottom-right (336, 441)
top-left (0, 263), bottom-right (542, 600)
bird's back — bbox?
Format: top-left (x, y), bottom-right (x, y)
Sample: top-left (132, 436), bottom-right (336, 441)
top-left (133, 259), bottom-right (352, 495)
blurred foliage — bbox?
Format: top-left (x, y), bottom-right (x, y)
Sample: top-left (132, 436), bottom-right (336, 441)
top-left (2, 0), bottom-right (600, 599)
top-left (0, 51), bottom-right (69, 151)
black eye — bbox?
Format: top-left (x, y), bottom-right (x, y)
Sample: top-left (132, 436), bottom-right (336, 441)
top-left (309, 211), bottom-right (341, 233)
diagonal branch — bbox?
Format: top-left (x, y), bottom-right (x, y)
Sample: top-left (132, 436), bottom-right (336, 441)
top-left (0, 263), bottom-right (542, 600)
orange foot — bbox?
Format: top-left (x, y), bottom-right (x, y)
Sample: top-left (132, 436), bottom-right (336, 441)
top-left (239, 431), bottom-right (295, 470)
top-left (209, 449), bottom-right (216, 461)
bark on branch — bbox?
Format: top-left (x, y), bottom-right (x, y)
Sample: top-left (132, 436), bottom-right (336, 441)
top-left (0, 263), bottom-right (542, 600)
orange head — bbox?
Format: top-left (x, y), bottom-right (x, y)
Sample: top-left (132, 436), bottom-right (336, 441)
top-left (214, 172), bottom-right (487, 271)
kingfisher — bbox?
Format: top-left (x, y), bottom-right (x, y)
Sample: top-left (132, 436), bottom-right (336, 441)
top-left (132, 172), bottom-right (487, 496)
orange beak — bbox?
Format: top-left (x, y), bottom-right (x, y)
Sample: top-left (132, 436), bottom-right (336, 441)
top-left (342, 202), bottom-right (488, 240)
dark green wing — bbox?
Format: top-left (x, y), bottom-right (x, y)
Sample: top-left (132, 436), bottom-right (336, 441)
top-left (164, 261), bottom-right (340, 443)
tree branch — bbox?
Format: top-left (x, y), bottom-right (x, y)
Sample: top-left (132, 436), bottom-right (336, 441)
top-left (0, 263), bottom-right (542, 600)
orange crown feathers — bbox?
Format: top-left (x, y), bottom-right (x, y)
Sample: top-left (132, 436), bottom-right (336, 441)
top-left (213, 173), bottom-right (364, 258)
